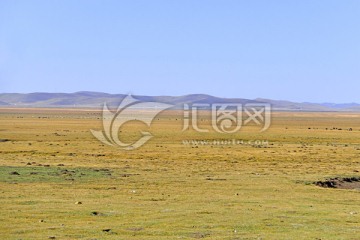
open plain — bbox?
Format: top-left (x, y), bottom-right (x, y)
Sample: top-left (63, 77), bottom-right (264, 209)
top-left (0, 108), bottom-right (359, 239)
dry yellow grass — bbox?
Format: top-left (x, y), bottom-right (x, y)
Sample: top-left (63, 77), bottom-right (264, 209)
top-left (0, 108), bottom-right (359, 239)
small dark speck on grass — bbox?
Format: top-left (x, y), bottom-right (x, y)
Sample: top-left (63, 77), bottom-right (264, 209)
top-left (91, 211), bottom-right (103, 216)
top-left (10, 171), bottom-right (20, 175)
top-left (205, 177), bottom-right (226, 181)
top-left (190, 232), bottom-right (210, 239)
top-left (102, 229), bottom-right (111, 232)
top-left (0, 139), bottom-right (9, 142)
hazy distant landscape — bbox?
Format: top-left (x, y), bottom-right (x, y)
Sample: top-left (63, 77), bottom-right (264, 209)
top-left (1, 92), bottom-right (360, 111)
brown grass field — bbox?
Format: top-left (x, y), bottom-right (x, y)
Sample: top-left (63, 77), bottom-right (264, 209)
top-left (0, 108), bottom-right (359, 239)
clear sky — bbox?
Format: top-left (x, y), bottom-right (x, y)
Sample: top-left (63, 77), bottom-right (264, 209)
top-left (0, 0), bottom-right (359, 103)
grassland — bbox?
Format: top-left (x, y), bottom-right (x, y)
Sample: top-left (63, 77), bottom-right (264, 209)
top-left (0, 108), bottom-right (359, 239)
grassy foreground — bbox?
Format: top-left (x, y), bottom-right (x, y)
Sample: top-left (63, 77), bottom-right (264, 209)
top-left (0, 108), bottom-right (359, 239)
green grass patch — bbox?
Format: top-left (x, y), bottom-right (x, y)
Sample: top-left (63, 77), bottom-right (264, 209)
top-left (0, 165), bottom-right (112, 183)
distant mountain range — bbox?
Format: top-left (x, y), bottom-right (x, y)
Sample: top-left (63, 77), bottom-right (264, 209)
top-left (0, 92), bottom-right (359, 111)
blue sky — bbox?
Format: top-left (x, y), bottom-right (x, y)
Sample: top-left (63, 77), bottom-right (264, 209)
top-left (0, 0), bottom-right (359, 103)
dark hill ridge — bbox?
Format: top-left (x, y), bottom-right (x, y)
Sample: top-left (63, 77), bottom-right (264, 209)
top-left (0, 92), bottom-right (358, 111)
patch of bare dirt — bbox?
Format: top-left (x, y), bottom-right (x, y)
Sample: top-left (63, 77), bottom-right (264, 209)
top-left (315, 177), bottom-right (360, 190)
